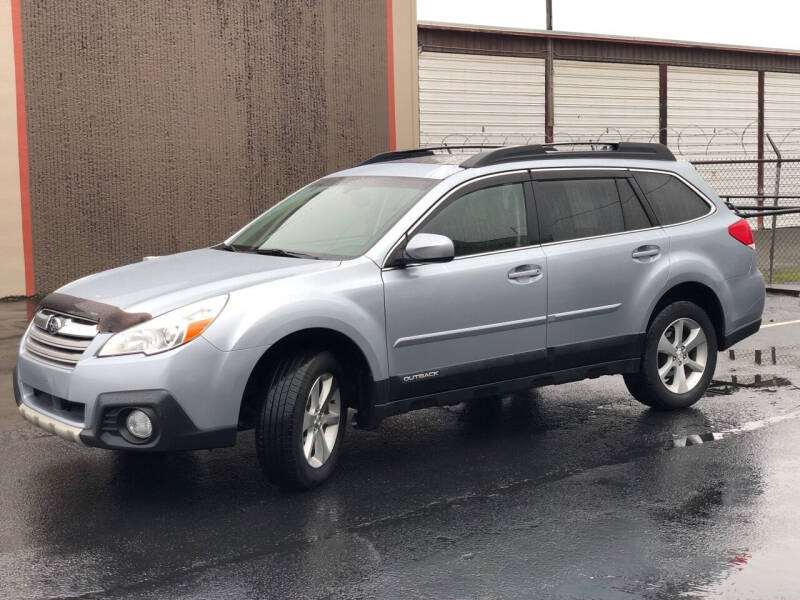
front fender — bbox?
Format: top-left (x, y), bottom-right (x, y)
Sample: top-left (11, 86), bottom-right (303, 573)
top-left (202, 258), bottom-right (388, 381)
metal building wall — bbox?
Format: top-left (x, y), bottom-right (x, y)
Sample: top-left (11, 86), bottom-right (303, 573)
top-left (20, 1), bottom-right (390, 293)
top-left (418, 52), bottom-right (544, 145)
top-left (417, 24), bottom-right (800, 158)
top-left (553, 60), bottom-right (659, 143)
top-left (763, 72), bottom-right (800, 227)
top-left (419, 24), bottom-right (800, 74)
top-left (667, 66), bottom-right (758, 159)
top-left (765, 72), bottom-right (800, 155)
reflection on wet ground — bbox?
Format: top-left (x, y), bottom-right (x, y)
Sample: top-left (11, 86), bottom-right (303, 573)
top-left (726, 345), bottom-right (800, 366)
top-left (708, 374), bottom-right (793, 395)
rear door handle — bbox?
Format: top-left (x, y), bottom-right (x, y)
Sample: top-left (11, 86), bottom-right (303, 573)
top-left (508, 265), bottom-right (542, 281)
top-left (632, 245), bottom-right (660, 261)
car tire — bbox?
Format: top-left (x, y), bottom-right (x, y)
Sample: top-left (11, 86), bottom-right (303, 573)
top-left (256, 350), bottom-right (347, 490)
top-left (624, 301), bottom-right (718, 411)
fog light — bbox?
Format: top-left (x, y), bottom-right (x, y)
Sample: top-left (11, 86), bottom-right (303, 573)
top-left (125, 409), bottom-right (153, 439)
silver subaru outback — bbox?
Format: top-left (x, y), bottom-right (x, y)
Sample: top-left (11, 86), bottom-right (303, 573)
top-left (14, 143), bottom-right (765, 489)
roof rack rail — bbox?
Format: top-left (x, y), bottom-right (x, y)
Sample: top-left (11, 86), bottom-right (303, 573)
top-left (360, 145), bottom-right (500, 166)
top-left (460, 142), bottom-right (675, 168)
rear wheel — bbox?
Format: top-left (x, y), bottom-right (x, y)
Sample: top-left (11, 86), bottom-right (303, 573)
top-left (625, 301), bottom-right (717, 410)
top-left (256, 350), bottom-right (347, 490)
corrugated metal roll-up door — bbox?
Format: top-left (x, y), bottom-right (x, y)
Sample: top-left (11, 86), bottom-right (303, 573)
top-left (765, 72), bottom-right (800, 156)
top-left (667, 66), bottom-right (758, 160)
top-left (418, 52), bottom-right (545, 146)
top-left (668, 66), bottom-right (759, 203)
top-left (765, 72), bottom-right (800, 228)
top-left (553, 60), bottom-right (659, 144)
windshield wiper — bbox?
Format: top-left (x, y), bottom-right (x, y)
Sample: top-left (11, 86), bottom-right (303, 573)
top-left (256, 248), bottom-right (319, 259)
top-left (216, 242), bottom-right (240, 252)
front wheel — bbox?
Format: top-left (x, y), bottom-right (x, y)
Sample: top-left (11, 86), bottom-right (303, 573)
top-left (625, 301), bottom-right (717, 411)
top-left (256, 350), bottom-right (347, 490)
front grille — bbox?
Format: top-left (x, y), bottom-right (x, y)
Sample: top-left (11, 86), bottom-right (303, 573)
top-left (24, 310), bottom-right (98, 368)
top-left (101, 409), bottom-right (121, 433)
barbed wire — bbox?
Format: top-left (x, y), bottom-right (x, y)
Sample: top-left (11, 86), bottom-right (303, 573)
top-left (425, 123), bottom-right (800, 159)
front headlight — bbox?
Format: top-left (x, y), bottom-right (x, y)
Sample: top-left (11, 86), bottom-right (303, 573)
top-left (98, 295), bottom-right (228, 357)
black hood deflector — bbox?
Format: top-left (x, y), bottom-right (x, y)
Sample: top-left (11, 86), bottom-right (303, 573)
top-left (38, 293), bottom-right (152, 333)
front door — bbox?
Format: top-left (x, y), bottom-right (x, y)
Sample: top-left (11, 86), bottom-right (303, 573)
top-left (382, 172), bottom-right (548, 400)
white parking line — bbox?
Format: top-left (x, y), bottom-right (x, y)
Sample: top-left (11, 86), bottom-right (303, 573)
top-left (762, 319), bottom-right (800, 329)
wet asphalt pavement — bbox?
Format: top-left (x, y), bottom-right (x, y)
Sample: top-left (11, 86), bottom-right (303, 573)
top-left (1, 296), bottom-right (800, 599)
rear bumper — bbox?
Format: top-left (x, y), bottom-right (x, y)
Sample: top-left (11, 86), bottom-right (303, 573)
top-left (718, 268), bottom-right (765, 349)
top-left (720, 318), bottom-right (761, 351)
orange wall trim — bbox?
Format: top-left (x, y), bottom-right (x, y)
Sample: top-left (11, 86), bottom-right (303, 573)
top-left (11, 0), bottom-right (33, 295)
top-left (385, 0), bottom-right (396, 151)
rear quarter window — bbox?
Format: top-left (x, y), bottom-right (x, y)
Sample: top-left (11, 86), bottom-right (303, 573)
top-left (633, 171), bottom-right (712, 225)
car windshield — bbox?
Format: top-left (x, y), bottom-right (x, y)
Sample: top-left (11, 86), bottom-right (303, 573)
top-left (225, 176), bottom-right (437, 259)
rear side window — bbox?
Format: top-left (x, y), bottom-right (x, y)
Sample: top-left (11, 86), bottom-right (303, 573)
top-left (420, 182), bottom-right (528, 256)
top-left (633, 171), bottom-right (711, 225)
top-left (534, 178), bottom-right (651, 243)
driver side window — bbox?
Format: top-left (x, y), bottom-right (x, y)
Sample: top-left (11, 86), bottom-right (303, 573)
top-left (419, 182), bottom-right (529, 257)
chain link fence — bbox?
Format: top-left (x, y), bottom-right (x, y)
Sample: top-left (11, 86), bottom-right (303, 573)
top-left (692, 157), bottom-right (800, 286)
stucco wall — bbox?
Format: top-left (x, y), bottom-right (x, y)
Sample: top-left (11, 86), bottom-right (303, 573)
top-left (20, 1), bottom-right (389, 293)
top-left (392, 0), bottom-right (419, 149)
top-left (0, 0), bottom-right (24, 297)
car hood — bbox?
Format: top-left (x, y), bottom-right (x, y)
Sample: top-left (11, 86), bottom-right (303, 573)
top-left (56, 248), bottom-right (340, 315)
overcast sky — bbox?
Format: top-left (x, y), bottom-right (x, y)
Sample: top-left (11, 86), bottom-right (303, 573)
top-left (417, 0), bottom-right (800, 51)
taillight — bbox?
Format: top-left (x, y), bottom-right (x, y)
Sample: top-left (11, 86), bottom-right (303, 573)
top-left (728, 218), bottom-right (755, 249)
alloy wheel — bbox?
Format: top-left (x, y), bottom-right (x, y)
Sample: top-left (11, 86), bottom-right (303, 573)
top-left (302, 373), bottom-right (341, 468)
top-left (657, 317), bottom-right (709, 394)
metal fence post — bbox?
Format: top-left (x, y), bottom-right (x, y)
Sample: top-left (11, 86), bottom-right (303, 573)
top-left (766, 133), bottom-right (782, 285)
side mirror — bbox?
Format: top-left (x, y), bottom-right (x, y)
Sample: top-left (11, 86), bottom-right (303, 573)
top-left (404, 233), bottom-right (455, 263)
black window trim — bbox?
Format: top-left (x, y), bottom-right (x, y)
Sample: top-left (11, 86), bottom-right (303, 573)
top-left (526, 166), bottom-right (716, 247)
top-left (530, 169), bottom-right (657, 246)
top-left (381, 170), bottom-right (541, 269)
top-left (630, 167), bottom-right (717, 228)
top-left (380, 166), bottom-right (717, 268)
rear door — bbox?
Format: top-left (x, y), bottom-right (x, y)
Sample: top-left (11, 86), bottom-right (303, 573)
top-left (532, 169), bottom-right (669, 370)
top-left (382, 172), bottom-right (549, 400)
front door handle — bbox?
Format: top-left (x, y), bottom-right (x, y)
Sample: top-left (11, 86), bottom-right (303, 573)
top-left (632, 245), bottom-right (661, 261)
top-left (508, 265), bottom-right (542, 280)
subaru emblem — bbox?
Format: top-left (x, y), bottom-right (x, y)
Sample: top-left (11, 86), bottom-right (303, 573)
top-left (45, 315), bottom-right (64, 335)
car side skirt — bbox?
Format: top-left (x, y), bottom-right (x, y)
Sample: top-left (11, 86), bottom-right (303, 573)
top-left (371, 358), bottom-right (639, 424)
top-left (367, 333), bottom-right (644, 426)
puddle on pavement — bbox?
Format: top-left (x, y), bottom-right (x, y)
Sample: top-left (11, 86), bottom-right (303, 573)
top-left (671, 410), bottom-right (800, 449)
top-left (675, 366), bottom-right (798, 449)
top-left (707, 374), bottom-right (793, 396)
top-left (672, 432), bottom-right (723, 447)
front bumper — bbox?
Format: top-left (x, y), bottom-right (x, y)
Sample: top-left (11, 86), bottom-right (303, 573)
top-left (14, 333), bottom-right (265, 451)
top-left (18, 401), bottom-right (83, 443)
top-left (82, 389), bottom-right (238, 451)
top-left (14, 365), bottom-right (237, 451)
